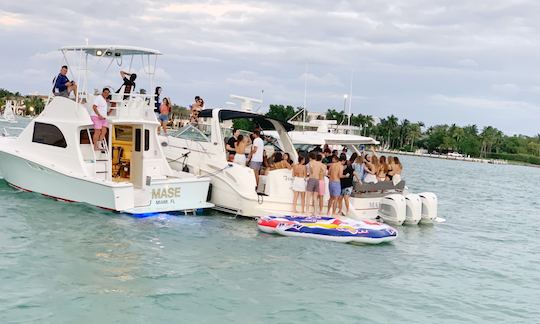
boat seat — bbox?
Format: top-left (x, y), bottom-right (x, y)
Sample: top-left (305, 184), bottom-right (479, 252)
top-left (353, 180), bottom-right (406, 194)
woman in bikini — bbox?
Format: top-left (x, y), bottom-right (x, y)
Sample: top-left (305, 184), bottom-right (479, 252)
top-left (391, 156), bottom-right (403, 185)
top-left (363, 154), bottom-right (378, 184)
top-left (377, 156), bottom-right (388, 182)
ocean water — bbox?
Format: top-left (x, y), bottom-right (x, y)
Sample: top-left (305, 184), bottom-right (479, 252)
top-left (1, 120), bottom-right (539, 323)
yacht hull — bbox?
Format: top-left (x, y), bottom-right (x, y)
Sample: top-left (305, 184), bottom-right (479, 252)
top-left (168, 158), bottom-right (382, 219)
top-left (0, 151), bottom-right (211, 214)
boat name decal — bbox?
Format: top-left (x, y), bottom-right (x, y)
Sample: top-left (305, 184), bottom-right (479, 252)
top-left (152, 187), bottom-right (181, 199)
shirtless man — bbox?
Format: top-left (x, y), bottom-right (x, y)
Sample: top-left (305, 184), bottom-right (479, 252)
top-left (327, 155), bottom-right (343, 216)
top-left (305, 152), bottom-right (325, 215)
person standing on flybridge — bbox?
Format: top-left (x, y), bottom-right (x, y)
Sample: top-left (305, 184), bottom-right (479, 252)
top-left (91, 88), bottom-right (111, 151)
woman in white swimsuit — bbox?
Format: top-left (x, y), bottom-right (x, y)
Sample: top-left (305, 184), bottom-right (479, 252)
top-left (233, 135), bottom-right (247, 165)
top-left (292, 155), bottom-right (307, 214)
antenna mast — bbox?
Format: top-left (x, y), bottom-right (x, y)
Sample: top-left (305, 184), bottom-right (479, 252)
top-left (303, 63), bottom-right (308, 131)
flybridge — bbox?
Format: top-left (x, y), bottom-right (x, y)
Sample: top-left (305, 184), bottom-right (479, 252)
top-left (55, 44), bottom-right (161, 108)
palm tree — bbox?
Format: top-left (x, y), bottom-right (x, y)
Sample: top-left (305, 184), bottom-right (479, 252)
top-left (399, 119), bottom-right (410, 149)
top-left (386, 115), bottom-right (399, 148)
top-left (363, 115), bottom-right (374, 136)
top-left (408, 122), bottom-right (423, 151)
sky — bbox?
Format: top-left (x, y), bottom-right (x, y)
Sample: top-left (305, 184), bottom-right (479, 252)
top-left (1, 0), bottom-right (540, 135)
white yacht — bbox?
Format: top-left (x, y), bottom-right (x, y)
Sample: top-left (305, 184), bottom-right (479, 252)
top-left (0, 45), bottom-right (212, 214)
top-left (162, 109), bottom-right (438, 223)
top-left (161, 109), bottom-right (437, 225)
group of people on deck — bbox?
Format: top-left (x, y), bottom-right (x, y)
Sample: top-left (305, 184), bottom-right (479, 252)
top-left (225, 127), bottom-right (404, 216)
top-left (291, 146), bottom-right (403, 216)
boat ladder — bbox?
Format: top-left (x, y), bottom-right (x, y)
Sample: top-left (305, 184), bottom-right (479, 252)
top-left (93, 139), bottom-right (110, 180)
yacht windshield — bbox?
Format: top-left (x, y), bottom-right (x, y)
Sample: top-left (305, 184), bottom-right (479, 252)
top-left (169, 124), bottom-right (210, 142)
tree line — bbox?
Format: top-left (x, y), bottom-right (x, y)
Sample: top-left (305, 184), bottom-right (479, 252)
top-left (0, 88), bottom-right (45, 115)
top-left (2, 89), bottom-right (538, 165)
top-left (261, 105), bottom-right (540, 165)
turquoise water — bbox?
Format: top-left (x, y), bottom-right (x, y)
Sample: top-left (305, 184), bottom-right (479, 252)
top-left (1, 121), bottom-right (539, 323)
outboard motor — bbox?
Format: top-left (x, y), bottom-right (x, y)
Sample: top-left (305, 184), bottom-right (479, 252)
top-left (404, 194), bottom-right (422, 225)
top-left (418, 192), bottom-right (438, 224)
top-left (378, 194), bottom-right (406, 226)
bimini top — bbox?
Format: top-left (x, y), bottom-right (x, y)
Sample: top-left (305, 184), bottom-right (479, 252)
top-left (60, 45), bottom-right (162, 56)
top-left (199, 109), bottom-right (295, 131)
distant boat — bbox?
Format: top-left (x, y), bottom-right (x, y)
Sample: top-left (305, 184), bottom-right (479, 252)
top-left (0, 101), bottom-right (17, 123)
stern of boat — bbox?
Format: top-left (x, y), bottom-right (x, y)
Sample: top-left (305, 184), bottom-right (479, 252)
top-left (122, 176), bottom-right (213, 214)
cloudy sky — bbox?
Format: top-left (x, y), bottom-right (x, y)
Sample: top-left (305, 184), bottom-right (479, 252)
top-left (1, 0), bottom-right (540, 135)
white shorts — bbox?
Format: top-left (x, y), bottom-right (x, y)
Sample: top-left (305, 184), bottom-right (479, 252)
top-left (364, 174), bottom-right (378, 184)
top-left (292, 177), bottom-right (306, 192)
top-left (233, 153), bottom-right (246, 165)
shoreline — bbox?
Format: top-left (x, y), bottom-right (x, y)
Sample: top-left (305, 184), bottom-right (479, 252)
top-left (380, 150), bottom-right (508, 165)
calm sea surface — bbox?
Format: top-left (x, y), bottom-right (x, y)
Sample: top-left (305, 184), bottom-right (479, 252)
top-left (1, 119), bottom-right (539, 323)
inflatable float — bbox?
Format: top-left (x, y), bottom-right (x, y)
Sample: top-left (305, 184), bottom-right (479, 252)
top-left (257, 216), bottom-right (398, 244)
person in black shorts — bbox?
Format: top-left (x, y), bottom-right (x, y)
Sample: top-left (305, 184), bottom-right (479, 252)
top-left (338, 155), bottom-right (354, 216)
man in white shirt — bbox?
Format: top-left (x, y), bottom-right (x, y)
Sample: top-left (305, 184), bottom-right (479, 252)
top-left (249, 130), bottom-right (264, 186)
top-left (90, 88), bottom-right (110, 151)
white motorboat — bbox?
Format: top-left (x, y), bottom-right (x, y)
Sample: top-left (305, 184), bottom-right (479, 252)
top-left (160, 109), bottom-right (430, 221)
top-left (0, 45), bottom-right (212, 214)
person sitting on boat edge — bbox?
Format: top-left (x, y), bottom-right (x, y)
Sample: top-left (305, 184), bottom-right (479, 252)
top-left (91, 88), bottom-right (111, 151)
top-left (189, 96), bottom-right (203, 126)
top-left (265, 152), bottom-right (292, 174)
top-left (116, 71), bottom-right (136, 99)
top-left (53, 65), bottom-right (77, 98)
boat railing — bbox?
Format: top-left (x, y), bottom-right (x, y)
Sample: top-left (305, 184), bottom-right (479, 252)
top-left (107, 93), bottom-right (156, 122)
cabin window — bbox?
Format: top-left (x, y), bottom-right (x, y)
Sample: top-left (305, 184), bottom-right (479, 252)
top-left (80, 129), bottom-right (92, 144)
top-left (135, 129), bottom-right (141, 152)
top-left (144, 129), bottom-right (150, 151)
top-left (32, 122), bottom-right (67, 148)
top-left (115, 126), bottom-right (133, 142)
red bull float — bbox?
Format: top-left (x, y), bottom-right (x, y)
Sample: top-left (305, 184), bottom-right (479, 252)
top-left (257, 216), bottom-right (398, 244)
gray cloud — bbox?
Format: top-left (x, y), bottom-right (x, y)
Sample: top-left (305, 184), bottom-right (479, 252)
top-left (1, 0), bottom-right (540, 134)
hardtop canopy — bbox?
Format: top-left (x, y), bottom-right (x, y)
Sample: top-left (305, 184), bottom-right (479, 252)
top-left (199, 109), bottom-right (295, 132)
top-left (60, 45), bottom-right (162, 56)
